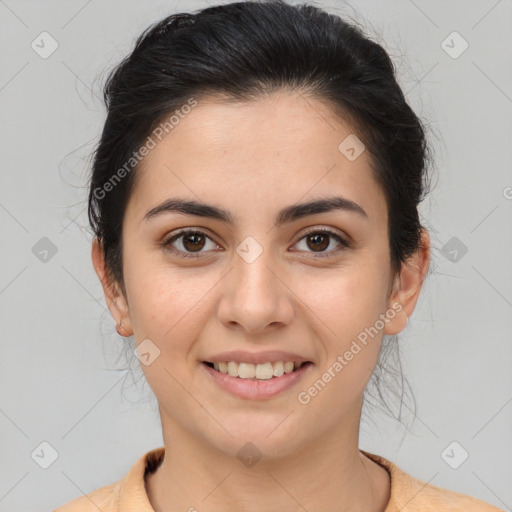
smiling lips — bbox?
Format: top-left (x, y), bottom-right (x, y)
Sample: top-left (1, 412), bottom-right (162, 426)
top-left (203, 350), bottom-right (312, 381)
top-left (206, 360), bottom-right (308, 380)
top-left (202, 359), bottom-right (313, 399)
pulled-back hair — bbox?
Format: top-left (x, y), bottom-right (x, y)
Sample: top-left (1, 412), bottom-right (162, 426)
top-left (88, 0), bottom-right (435, 427)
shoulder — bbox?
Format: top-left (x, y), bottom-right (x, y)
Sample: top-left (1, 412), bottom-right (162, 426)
top-left (53, 482), bottom-right (119, 512)
top-left (53, 446), bottom-right (165, 512)
top-left (360, 450), bottom-right (505, 512)
top-left (398, 477), bottom-right (505, 511)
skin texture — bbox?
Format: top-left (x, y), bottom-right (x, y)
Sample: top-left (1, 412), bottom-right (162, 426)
top-left (92, 90), bottom-right (430, 512)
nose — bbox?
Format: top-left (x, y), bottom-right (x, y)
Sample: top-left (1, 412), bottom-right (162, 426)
top-left (217, 247), bottom-right (295, 335)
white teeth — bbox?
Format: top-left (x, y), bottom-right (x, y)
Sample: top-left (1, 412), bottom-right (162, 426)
top-left (227, 361), bottom-right (238, 377)
top-left (255, 362), bottom-right (273, 380)
top-left (239, 362), bottom-right (255, 378)
top-left (273, 361), bottom-right (284, 377)
top-left (284, 361), bottom-right (294, 374)
top-left (210, 360), bottom-right (305, 379)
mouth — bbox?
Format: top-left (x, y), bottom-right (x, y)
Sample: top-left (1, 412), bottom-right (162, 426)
top-left (202, 360), bottom-right (313, 380)
top-left (201, 359), bottom-right (314, 399)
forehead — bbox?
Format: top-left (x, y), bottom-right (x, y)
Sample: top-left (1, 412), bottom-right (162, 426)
top-left (125, 90), bottom-right (387, 225)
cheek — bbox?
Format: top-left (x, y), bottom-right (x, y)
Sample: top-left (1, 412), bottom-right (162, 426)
top-left (295, 272), bottom-right (389, 410)
top-left (124, 264), bottom-right (216, 398)
top-left (303, 262), bottom-right (390, 335)
top-left (124, 255), bottom-right (215, 340)
top-left (295, 261), bottom-right (391, 395)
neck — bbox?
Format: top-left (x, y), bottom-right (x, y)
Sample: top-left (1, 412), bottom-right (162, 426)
top-left (146, 426), bottom-right (390, 512)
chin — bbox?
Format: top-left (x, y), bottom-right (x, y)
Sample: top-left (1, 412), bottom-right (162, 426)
top-left (199, 414), bottom-right (310, 463)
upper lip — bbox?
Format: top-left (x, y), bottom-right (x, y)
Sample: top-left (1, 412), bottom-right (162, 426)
top-left (203, 350), bottom-right (312, 365)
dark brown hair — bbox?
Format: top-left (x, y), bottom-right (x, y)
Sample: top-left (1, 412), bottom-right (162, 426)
top-left (88, 0), bottom-right (435, 426)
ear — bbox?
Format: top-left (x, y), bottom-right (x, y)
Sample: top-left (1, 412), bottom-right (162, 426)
top-left (91, 237), bottom-right (133, 336)
top-left (384, 228), bottom-right (430, 335)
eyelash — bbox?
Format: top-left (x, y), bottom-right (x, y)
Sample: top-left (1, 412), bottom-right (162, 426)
top-left (162, 227), bottom-right (350, 259)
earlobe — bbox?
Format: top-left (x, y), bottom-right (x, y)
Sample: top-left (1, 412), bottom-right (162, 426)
top-left (384, 229), bottom-right (431, 336)
top-left (91, 237), bottom-right (133, 336)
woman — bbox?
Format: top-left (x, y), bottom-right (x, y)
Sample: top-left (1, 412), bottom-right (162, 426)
top-left (54, 1), bottom-right (503, 510)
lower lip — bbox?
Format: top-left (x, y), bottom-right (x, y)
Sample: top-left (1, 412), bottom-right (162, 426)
top-left (202, 362), bottom-right (313, 400)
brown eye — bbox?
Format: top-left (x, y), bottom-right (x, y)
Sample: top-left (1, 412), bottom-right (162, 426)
top-left (293, 229), bottom-right (349, 257)
top-left (163, 229), bottom-right (218, 259)
top-left (181, 232), bottom-right (206, 252)
top-left (306, 232), bottom-right (330, 252)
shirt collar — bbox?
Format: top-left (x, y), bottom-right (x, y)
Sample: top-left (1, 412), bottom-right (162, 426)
top-left (117, 446), bottom-right (416, 512)
top-left (117, 446), bottom-right (165, 511)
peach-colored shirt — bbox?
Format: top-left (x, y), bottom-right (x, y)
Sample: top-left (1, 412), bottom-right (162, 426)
top-left (53, 446), bottom-right (504, 511)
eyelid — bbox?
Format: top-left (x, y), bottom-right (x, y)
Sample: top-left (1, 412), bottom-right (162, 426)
top-left (299, 225), bottom-right (351, 246)
top-left (291, 226), bottom-right (351, 257)
top-left (162, 225), bottom-right (350, 259)
top-left (162, 227), bottom-right (222, 259)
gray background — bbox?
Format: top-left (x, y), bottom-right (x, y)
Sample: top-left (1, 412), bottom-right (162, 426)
top-left (1, 0), bottom-right (511, 510)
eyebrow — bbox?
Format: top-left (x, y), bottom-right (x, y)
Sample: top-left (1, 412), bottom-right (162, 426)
top-left (143, 195), bottom-right (368, 226)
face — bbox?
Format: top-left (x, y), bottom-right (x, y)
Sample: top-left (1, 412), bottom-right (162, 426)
top-left (94, 90), bottom-right (423, 461)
